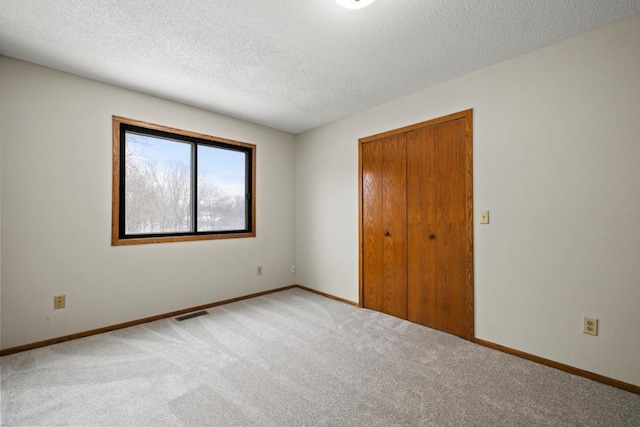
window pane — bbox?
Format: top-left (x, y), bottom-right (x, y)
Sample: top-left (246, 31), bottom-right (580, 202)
top-left (197, 145), bottom-right (247, 231)
top-left (124, 132), bottom-right (192, 234)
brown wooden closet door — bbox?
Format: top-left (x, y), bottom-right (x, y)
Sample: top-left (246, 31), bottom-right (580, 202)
top-left (406, 126), bottom-right (437, 327)
top-left (406, 119), bottom-right (468, 338)
top-left (362, 135), bottom-right (407, 319)
top-left (362, 140), bottom-right (384, 312)
top-left (434, 119), bottom-right (468, 337)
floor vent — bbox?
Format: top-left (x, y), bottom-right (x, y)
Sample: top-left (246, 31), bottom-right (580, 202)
top-left (175, 310), bottom-right (209, 321)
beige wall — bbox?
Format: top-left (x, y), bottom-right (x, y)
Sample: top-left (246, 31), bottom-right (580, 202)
top-left (296, 14), bottom-right (640, 386)
top-left (1, 13), bottom-right (639, 388)
top-left (0, 57), bottom-right (297, 348)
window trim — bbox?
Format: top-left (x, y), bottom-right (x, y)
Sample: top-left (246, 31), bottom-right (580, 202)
top-left (112, 116), bottom-right (256, 246)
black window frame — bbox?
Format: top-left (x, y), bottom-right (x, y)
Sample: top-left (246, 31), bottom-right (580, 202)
top-left (112, 116), bottom-right (256, 245)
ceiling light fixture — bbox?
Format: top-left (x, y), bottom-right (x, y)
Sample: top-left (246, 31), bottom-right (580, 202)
top-left (336, 0), bottom-right (376, 10)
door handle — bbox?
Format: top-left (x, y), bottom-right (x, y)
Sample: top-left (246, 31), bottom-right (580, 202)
top-left (428, 234), bottom-right (436, 240)
top-left (384, 231), bottom-right (390, 237)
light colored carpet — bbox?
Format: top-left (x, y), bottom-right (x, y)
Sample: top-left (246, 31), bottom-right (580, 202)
top-left (1, 288), bottom-right (639, 426)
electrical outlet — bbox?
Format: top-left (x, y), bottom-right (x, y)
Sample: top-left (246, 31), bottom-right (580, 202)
top-left (257, 266), bottom-right (263, 276)
top-left (54, 295), bottom-right (66, 309)
top-left (583, 317), bottom-right (598, 336)
top-left (480, 211), bottom-right (490, 224)
top-left (290, 265), bottom-right (296, 274)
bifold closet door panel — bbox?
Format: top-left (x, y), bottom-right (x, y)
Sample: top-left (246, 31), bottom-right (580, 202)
top-left (434, 119), bottom-right (468, 337)
top-left (362, 135), bottom-right (407, 319)
top-left (362, 140), bottom-right (384, 312)
top-left (407, 127), bottom-right (437, 327)
top-left (381, 134), bottom-right (407, 319)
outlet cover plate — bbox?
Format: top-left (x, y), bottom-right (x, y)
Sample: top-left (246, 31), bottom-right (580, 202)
top-left (54, 295), bottom-right (66, 309)
top-left (583, 317), bottom-right (598, 336)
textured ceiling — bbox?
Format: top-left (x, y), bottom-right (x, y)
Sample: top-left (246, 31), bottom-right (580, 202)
top-left (1, 1), bottom-right (639, 134)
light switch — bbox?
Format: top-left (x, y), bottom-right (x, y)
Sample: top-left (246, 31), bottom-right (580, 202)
top-left (480, 211), bottom-right (490, 224)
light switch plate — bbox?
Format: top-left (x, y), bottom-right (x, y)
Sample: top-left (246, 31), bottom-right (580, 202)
top-left (480, 211), bottom-right (490, 224)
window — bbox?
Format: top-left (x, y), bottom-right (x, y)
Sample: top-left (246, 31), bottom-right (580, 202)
top-left (112, 116), bottom-right (256, 245)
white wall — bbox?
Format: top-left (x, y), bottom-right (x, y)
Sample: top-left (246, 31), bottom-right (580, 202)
top-left (296, 14), bottom-right (640, 386)
top-left (0, 57), bottom-right (297, 349)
